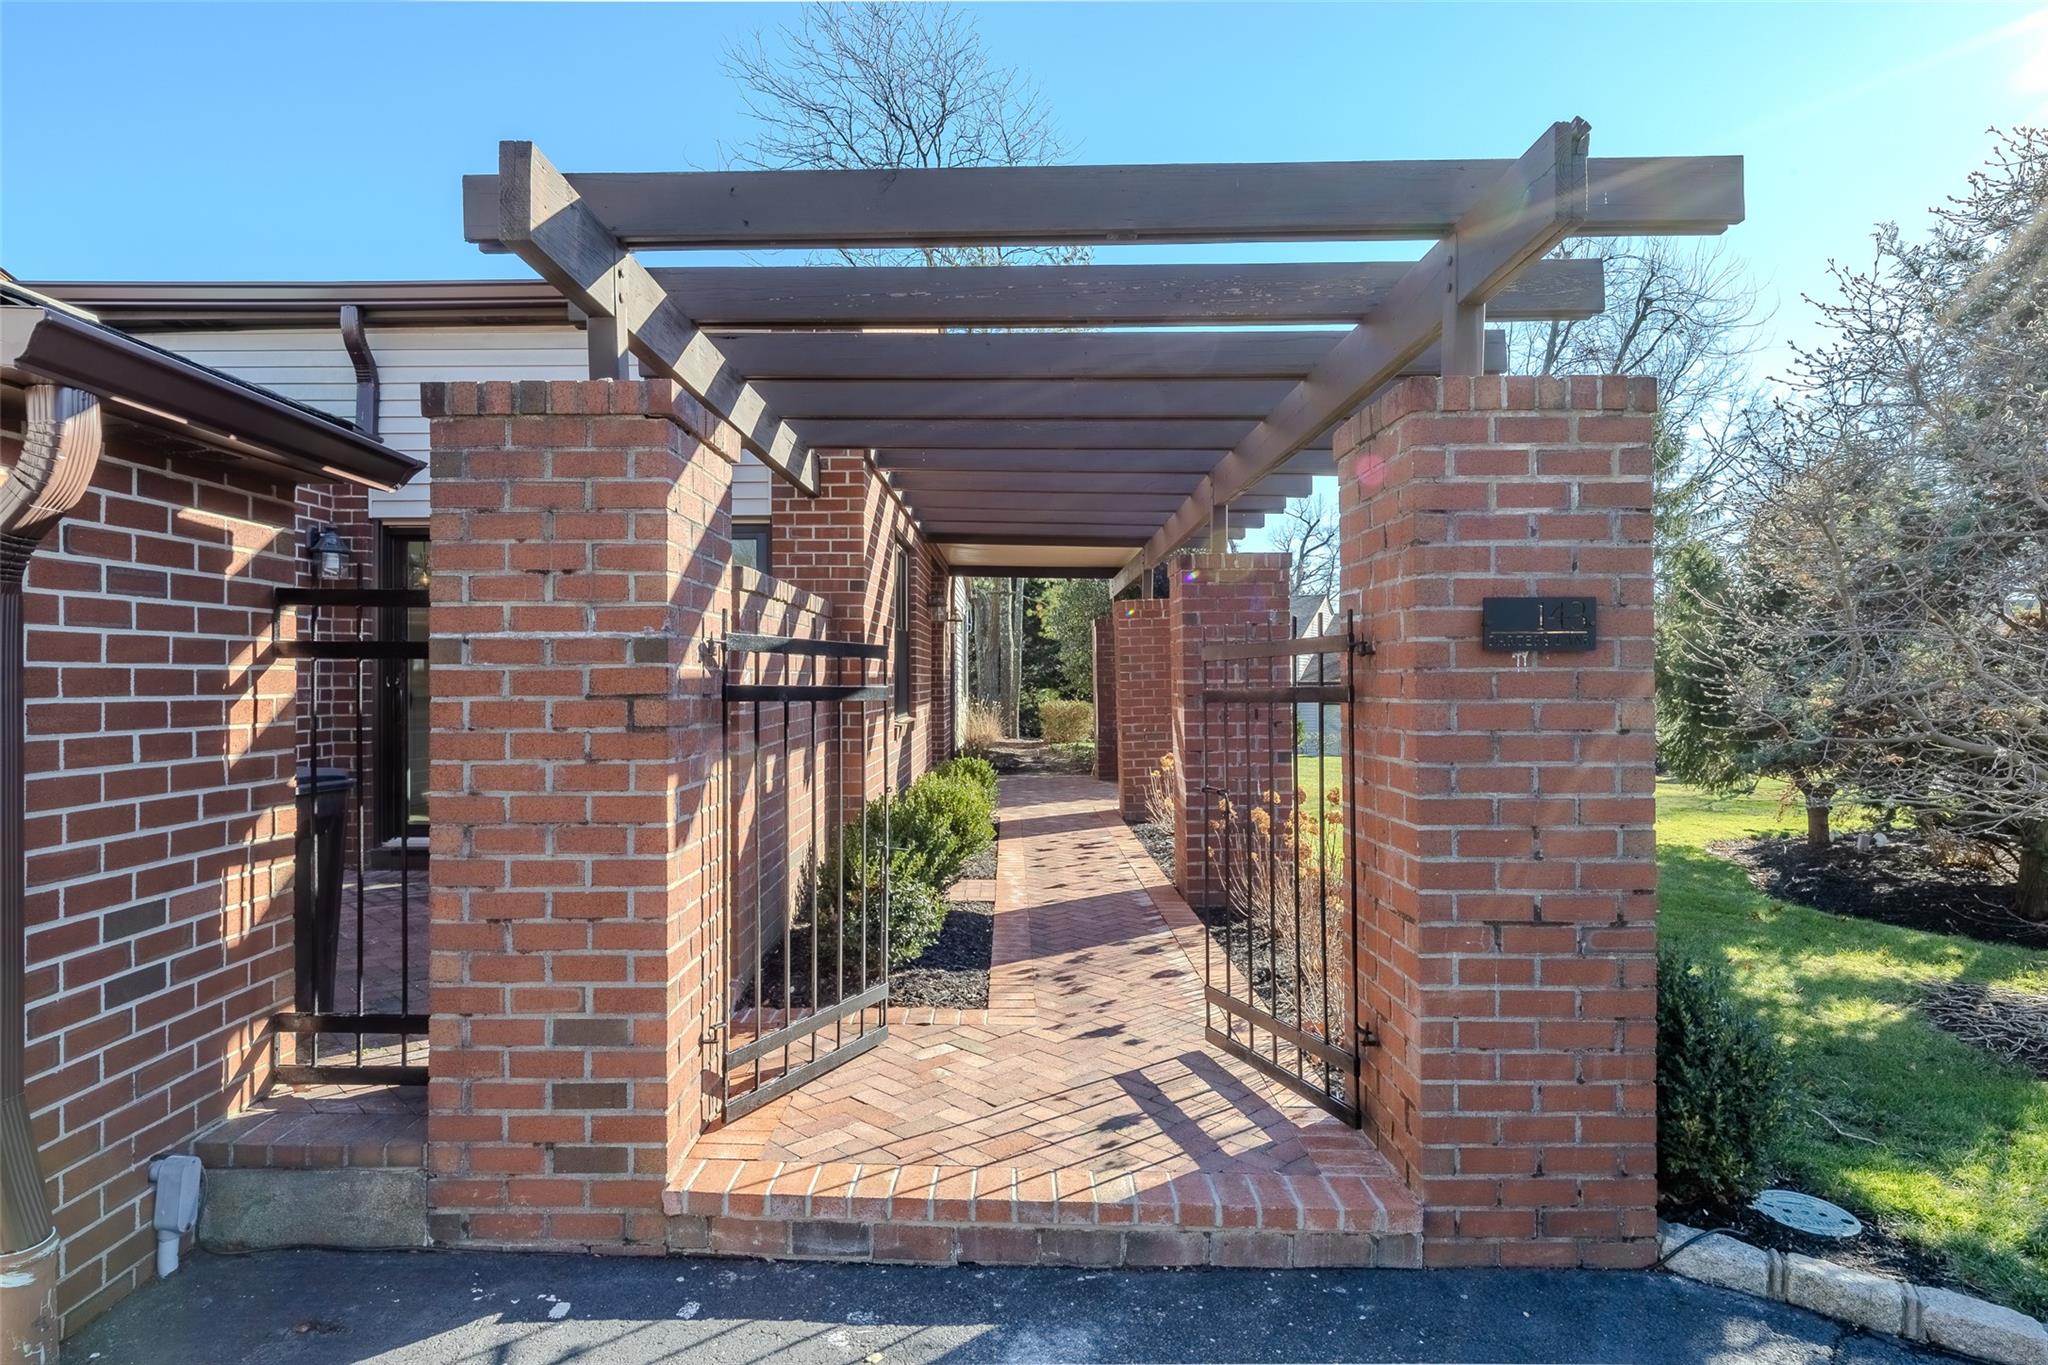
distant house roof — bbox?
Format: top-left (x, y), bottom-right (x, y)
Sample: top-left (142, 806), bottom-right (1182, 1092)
top-left (1, 282), bottom-right (421, 490)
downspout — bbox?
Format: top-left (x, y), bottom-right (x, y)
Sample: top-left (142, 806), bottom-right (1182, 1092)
top-left (0, 384), bottom-right (103, 1353)
top-left (338, 305), bottom-right (379, 438)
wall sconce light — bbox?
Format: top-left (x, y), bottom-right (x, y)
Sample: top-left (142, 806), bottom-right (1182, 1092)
top-left (305, 524), bottom-right (351, 581)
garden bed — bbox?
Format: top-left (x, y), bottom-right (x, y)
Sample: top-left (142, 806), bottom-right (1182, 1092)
top-left (1663, 1195), bottom-right (1958, 1294)
top-left (890, 900), bottom-right (993, 1008)
top-left (1711, 833), bottom-right (2047, 951)
top-left (986, 738), bottom-right (1094, 775)
top-left (1128, 818), bottom-right (1175, 883)
top-left (745, 892), bottom-right (994, 1012)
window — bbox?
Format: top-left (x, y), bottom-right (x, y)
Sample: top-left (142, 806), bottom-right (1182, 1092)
top-left (732, 521), bottom-right (771, 573)
top-left (893, 542), bottom-right (912, 714)
top-left (376, 526), bottom-right (430, 844)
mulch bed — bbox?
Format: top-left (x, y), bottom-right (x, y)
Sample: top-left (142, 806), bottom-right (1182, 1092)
top-left (987, 738), bottom-right (1095, 775)
top-left (1128, 819), bottom-right (1175, 884)
top-left (1664, 1194), bottom-right (1960, 1292)
top-left (1710, 834), bottom-right (2048, 951)
top-left (957, 823), bottom-right (997, 881)
top-left (890, 900), bottom-right (993, 1009)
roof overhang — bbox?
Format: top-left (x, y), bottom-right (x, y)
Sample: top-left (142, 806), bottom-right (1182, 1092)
top-left (1, 296), bottom-right (421, 490)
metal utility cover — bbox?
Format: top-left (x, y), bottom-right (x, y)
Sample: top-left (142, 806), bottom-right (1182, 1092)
top-left (1751, 1189), bottom-right (1864, 1238)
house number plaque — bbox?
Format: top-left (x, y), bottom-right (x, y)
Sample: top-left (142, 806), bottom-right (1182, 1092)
top-left (1480, 596), bottom-right (1597, 652)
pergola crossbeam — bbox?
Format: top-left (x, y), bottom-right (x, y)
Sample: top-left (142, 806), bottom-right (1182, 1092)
top-left (494, 141), bottom-right (818, 494)
top-left (462, 155), bottom-right (1741, 249)
top-left (647, 262), bottom-right (1598, 327)
top-left (1110, 119), bottom-right (1594, 594)
top-left (712, 331), bottom-right (1504, 381)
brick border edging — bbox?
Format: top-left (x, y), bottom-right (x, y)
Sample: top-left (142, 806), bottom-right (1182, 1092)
top-left (1659, 1222), bottom-right (2048, 1365)
top-left (665, 1214), bottom-right (1419, 1270)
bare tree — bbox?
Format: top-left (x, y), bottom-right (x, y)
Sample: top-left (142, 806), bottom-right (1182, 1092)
top-left (1703, 128), bottom-right (2048, 914)
top-left (724, 3), bottom-right (1084, 267)
top-left (1270, 493), bottom-right (1340, 601)
top-left (1511, 238), bottom-right (1769, 536)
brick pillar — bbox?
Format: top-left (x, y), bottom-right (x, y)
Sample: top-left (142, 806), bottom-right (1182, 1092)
top-left (1091, 615), bottom-right (1117, 782)
top-left (771, 449), bottom-right (931, 799)
top-left (423, 379), bottom-right (736, 1251)
top-left (1168, 553), bottom-right (1292, 908)
top-left (1110, 599), bottom-right (1171, 822)
top-left (1336, 375), bottom-right (1658, 1269)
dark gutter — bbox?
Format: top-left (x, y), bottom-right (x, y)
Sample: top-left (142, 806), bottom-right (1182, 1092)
top-left (338, 305), bottom-right (379, 438)
top-left (25, 279), bottom-right (568, 331)
top-left (1, 303), bottom-right (420, 490)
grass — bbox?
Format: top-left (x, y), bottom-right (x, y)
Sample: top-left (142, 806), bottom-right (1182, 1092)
top-left (1658, 780), bottom-right (2048, 1317)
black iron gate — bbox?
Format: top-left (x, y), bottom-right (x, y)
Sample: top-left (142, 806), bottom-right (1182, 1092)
top-left (710, 625), bottom-right (894, 1122)
top-left (272, 585), bottom-right (429, 1084)
top-left (1198, 611), bottom-right (1368, 1125)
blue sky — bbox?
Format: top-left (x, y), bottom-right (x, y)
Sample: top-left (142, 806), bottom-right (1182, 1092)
top-left (5, 1), bottom-right (2045, 386)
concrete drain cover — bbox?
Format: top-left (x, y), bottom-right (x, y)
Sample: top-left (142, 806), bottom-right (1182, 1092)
top-left (1751, 1189), bottom-right (1864, 1238)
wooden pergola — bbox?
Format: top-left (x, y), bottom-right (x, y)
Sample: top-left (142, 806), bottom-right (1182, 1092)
top-left (461, 122), bottom-right (1742, 584)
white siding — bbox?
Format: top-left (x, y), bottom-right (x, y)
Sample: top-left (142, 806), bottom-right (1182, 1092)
top-left (144, 325), bottom-right (775, 522)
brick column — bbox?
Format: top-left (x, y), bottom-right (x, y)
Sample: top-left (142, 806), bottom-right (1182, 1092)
top-left (1110, 599), bottom-right (1171, 822)
top-left (423, 379), bottom-right (736, 1251)
top-left (771, 449), bottom-right (935, 797)
top-left (1167, 553), bottom-right (1292, 908)
top-left (1091, 615), bottom-right (1117, 782)
top-left (1336, 375), bottom-right (1658, 1269)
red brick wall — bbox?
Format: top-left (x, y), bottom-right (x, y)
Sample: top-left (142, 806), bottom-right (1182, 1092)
top-left (1335, 375), bottom-right (1659, 1270)
top-left (1110, 599), bottom-right (1172, 823)
top-left (1091, 616), bottom-right (1117, 782)
top-left (771, 450), bottom-right (950, 803)
top-left (16, 436), bottom-right (299, 1330)
top-left (1167, 554), bottom-right (1294, 908)
top-left (423, 378), bottom-right (736, 1250)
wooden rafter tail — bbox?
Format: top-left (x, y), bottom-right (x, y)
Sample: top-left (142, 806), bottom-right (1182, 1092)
top-left (1109, 118), bottom-right (1596, 597)
top-left (492, 140), bottom-right (820, 496)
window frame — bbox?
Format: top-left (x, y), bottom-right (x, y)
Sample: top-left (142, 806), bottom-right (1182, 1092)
top-left (893, 540), bottom-right (913, 715)
top-left (732, 520), bottom-right (772, 574)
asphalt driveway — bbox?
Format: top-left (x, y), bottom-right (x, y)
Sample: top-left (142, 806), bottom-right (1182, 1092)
top-left (65, 1248), bottom-right (1959, 1364)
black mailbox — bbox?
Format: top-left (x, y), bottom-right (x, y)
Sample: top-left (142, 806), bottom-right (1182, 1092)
top-left (1481, 596), bottom-right (1597, 652)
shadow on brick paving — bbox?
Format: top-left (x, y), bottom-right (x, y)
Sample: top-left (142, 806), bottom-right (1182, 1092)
top-left (66, 1248), bottom-right (1962, 1365)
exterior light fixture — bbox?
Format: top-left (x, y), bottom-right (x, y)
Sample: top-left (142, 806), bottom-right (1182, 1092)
top-left (306, 524), bottom-right (351, 581)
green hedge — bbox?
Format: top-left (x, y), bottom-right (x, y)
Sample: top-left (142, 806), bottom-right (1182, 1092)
top-left (1039, 698), bottom-right (1093, 744)
top-left (1657, 950), bottom-right (1789, 1209)
top-left (808, 763), bottom-right (996, 967)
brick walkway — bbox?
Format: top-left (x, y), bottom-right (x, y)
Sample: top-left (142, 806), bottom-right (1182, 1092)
top-left (670, 773), bottom-right (1420, 1268)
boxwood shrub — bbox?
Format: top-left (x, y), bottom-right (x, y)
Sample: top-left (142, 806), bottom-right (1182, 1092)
top-left (1657, 950), bottom-right (1789, 1209)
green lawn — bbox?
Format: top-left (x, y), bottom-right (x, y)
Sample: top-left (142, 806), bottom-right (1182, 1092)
top-left (1657, 780), bottom-right (2048, 1317)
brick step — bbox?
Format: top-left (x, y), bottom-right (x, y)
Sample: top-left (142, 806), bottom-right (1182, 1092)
top-left (663, 1161), bottom-right (1423, 1270)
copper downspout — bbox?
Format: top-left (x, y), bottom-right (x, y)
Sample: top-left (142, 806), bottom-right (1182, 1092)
top-left (1, 384), bottom-right (103, 1261)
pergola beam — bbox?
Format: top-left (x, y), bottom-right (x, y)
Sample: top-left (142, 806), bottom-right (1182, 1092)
top-left (1110, 119), bottom-right (1593, 595)
top-left (792, 419), bottom-right (1335, 451)
top-left (885, 469), bottom-right (1313, 498)
top-left (648, 262), bottom-right (1599, 327)
top-left (493, 141), bottom-right (818, 494)
top-left (463, 155), bottom-right (1741, 249)
top-left (712, 329), bottom-right (1503, 382)
top-left (762, 378), bottom-right (1294, 422)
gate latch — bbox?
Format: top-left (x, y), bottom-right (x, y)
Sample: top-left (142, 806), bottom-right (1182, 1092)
top-left (1356, 1023), bottom-right (1381, 1050)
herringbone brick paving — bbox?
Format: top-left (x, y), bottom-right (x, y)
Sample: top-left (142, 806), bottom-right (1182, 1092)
top-left (669, 774), bottom-right (1418, 1265)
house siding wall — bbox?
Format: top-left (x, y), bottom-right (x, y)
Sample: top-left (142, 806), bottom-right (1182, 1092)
top-left (138, 326), bottom-right (776, 523)
top-left (13, 433), bottom-right (301, 1332)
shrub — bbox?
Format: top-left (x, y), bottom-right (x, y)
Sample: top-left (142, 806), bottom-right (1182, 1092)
top-left (1145, 753), bottom-right (1179, 828)
top-left (811, 867), bottom-right (948, 970)
top-left (934, 755), bottom-right (998, 807)
top-left (883, 771), bottom-right (994, 888)
top-left (1040, 698), bottom-right (1094, 744)
top-left (1657, 950), bottom-right (1789, 1209)
top-left (962, 703), bottom-right (1003, 756)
